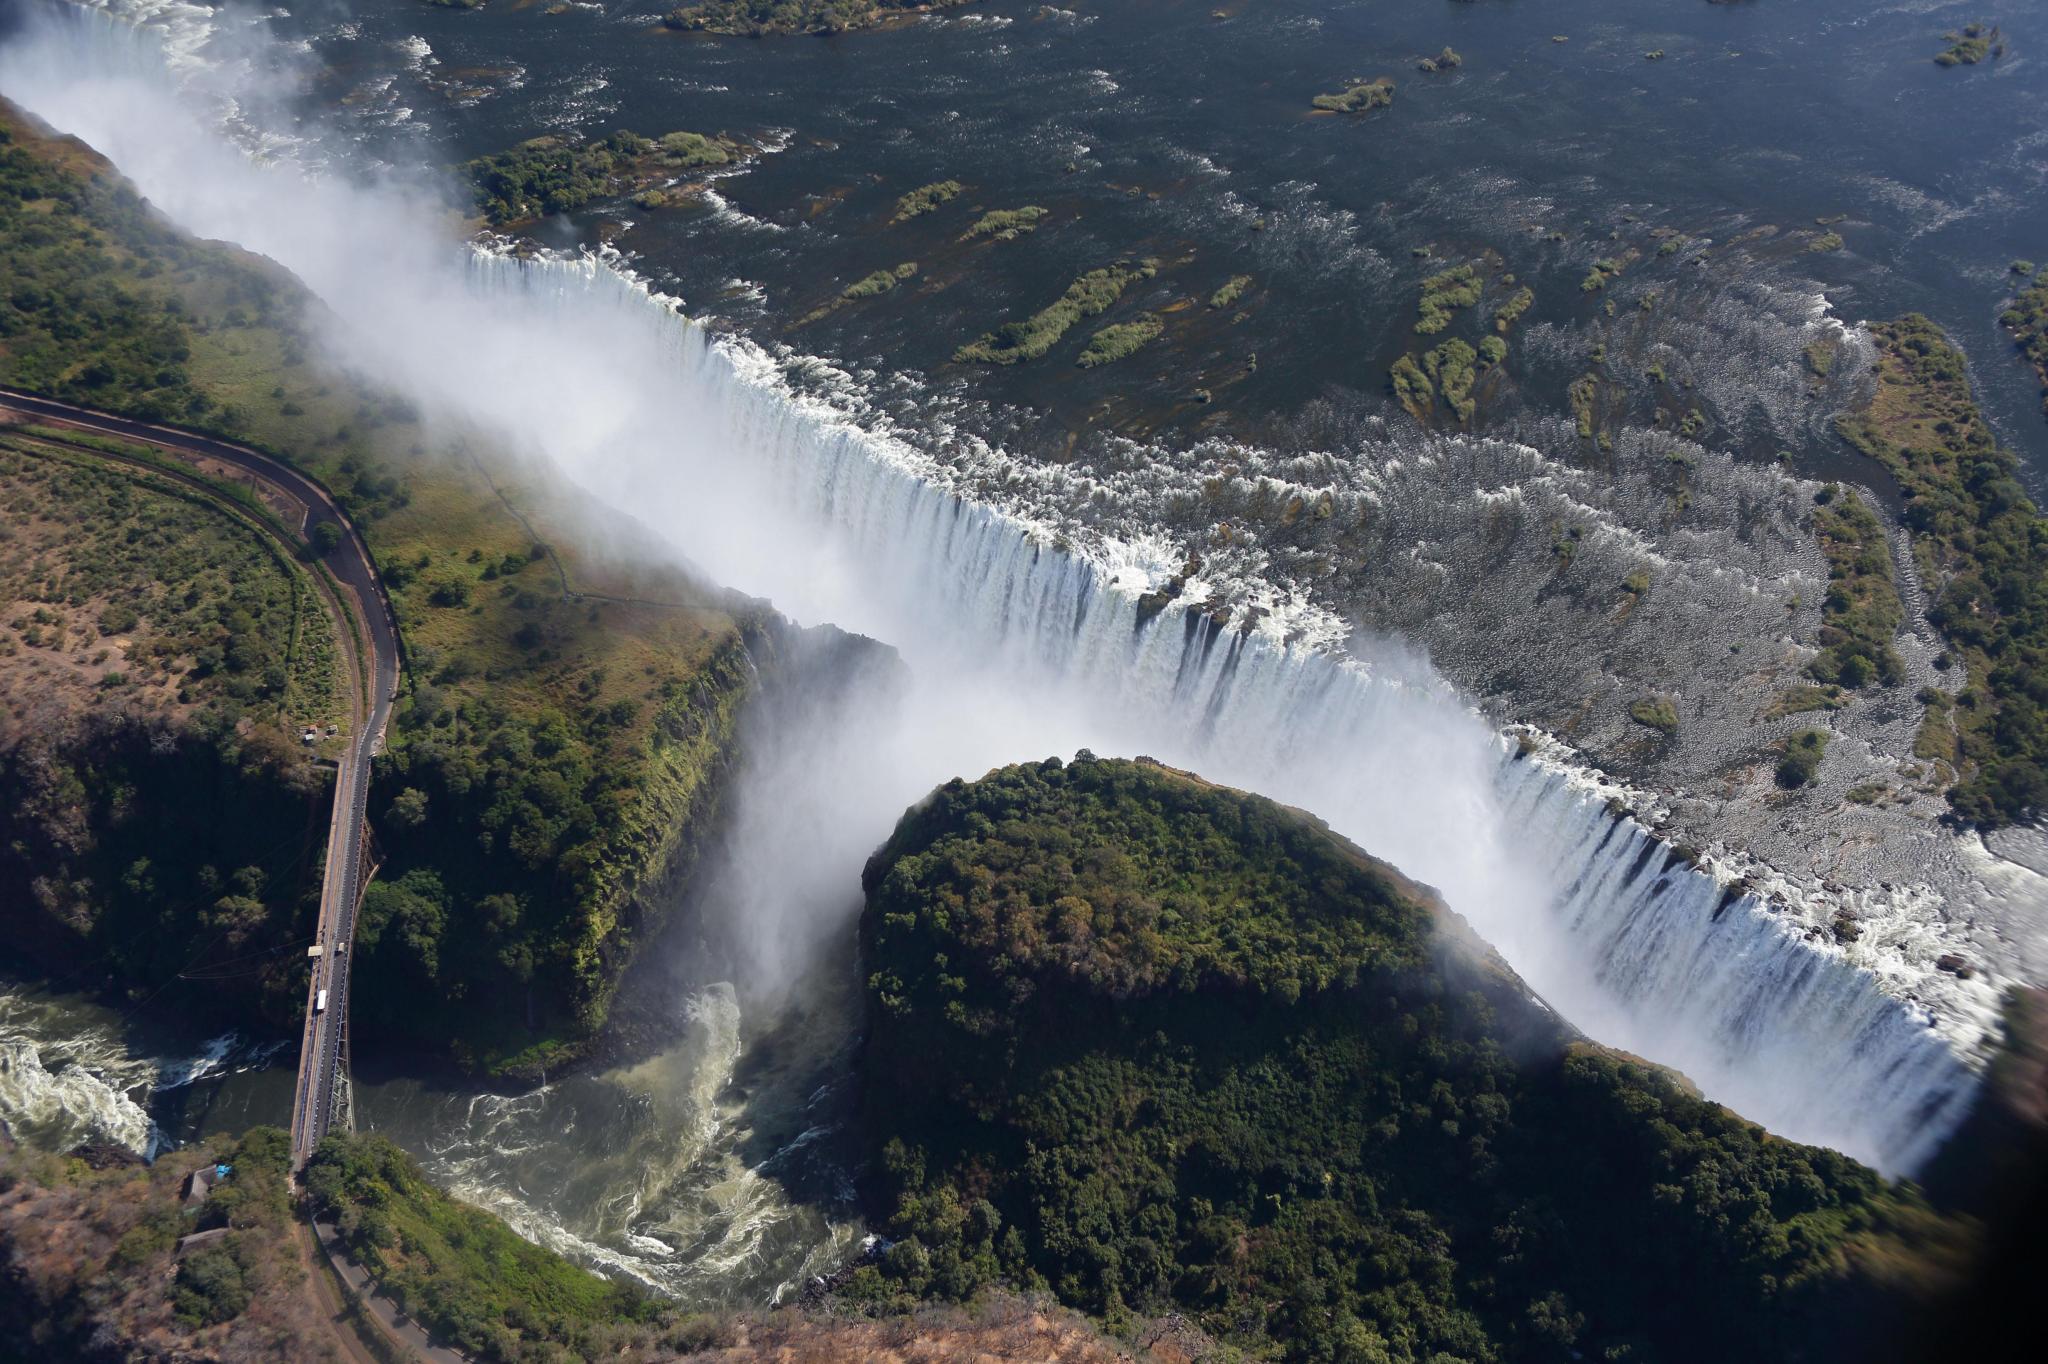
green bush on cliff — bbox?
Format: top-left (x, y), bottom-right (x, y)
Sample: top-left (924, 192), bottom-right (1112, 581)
top-left (2002, 263), bottom-right (2048, 416)
top-left (366, 637), bottom-right (751, 1073)
top-left (853, 757), bottom-right (1918, 1362)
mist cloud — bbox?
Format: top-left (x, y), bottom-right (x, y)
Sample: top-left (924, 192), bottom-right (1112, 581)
top-left (0, 0), bottom-right (1971, 1174)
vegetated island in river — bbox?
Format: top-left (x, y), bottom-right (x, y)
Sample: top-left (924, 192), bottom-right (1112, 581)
top-left (465, 128), bottom-right (742, 228)
top-left (1835, 315), bottom-right (2048, 827)
top-left (954, 259), bottom-right (1158, 365)
top-left (1932, 22), bottom-right (2003, 66)
top-left (2002, 260), bottom-right (2048, 417)
top-left (0, 98), bottom-right (884, 1081)
top-left (662, 0), bottom-right (979, 37)
top-left (1312, 75), bottom-right (1396, 114)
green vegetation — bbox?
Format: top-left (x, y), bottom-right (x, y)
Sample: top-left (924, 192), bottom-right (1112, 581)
top-left (306, 1134), bottom-right (667, 1360)
top-left (961, 206), bottom-right (1048, 242)
top-left (1809, 486), bottom-right (1904, 690)
top-left (1768, 683), bottom-right (1848, 719)
top-left (1837, 315), bottom-right (2048, 825)
top-left (662, 0), bottom-right (970, 36)
top-left (464, 129), bottom-right (735, 227)
top-left (1630, 694), bottom-right (1679, 732)
top-left (1208, 273), bottom-right (1253, 309)
top-left (2000, 260), bottom-right (2048, 417)
top-left (0, 123), bottom-right (237, 423)
top-left (1778, 728), bottom-right (1830, 787)
top-left (1417, 46), bottom-right (1462, 73)
top-left (852, 756), bottom-right (1933, 1363)
top-left (890, 179), bottom-right (964, 224)
top-left (0, 1125), bottom-right (744, 1361)
top-left (1493, 284), bottom-right (1534, 331)
top-left (1415, 262), bottom-right (1482, 334)
top-left (1568, 371), bottom-right (1601, 438)
top-left (0, 442), bottom-right (341, 726)
top-left (1311, 76), bottom-right (1396, 114)
top-left (1076, 314), bottom-right (1162, 368)
top-left (954, 260), bottom-right (1157, 365)
top-left (1933, 23), bottom-right (2000, 66)
top-left (0, 440), bottom-right (345, 1031)
top-left (1392, 334), bottom-right (1502, 427)
top-left (0, 100), bottom-right (760, 1072)
top-left (1, 1119), bottom-right (1134, 1361)
top-left (844, 261), bottom-right (917, 298)
top-left (801, 262), bottom-right (917, 324)
top-left (1810, 231), bottom-right (1845, 253)
top-left (1580, 258), bottom-right (1624, 292)
top-left (0, 1129), bottom-right (331, 1353)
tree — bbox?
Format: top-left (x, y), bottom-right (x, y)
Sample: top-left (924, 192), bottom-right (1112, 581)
top-left (390, 786), bottom-right (430, 828)
top-left (309, 520), bottom-right (342, 557)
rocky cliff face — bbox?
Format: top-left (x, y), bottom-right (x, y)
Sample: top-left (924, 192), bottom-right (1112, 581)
top-left (0, 708), bottom-right (328, 1034)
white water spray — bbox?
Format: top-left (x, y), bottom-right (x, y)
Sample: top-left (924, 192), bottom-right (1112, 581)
top-left (0, 1), bottom-right (1983, 1177)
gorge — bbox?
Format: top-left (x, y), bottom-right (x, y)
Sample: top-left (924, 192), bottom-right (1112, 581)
top-left (0, 0), bottom-right (2043, 1351)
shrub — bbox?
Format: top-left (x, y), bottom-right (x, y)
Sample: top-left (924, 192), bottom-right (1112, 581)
top-left (1777, 729), bottom-right (1829, 787)
top-left (1630, 695), bottom-right (1679, 733)
top-left (955, 261), bottom-right (1158, 365)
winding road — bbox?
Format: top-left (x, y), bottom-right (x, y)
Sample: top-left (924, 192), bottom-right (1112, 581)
top-left (0, 388), bottom-right (400, 1172)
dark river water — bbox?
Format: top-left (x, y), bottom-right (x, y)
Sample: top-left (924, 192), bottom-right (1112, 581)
top-left (291, 0), bottom-right (2048, 484)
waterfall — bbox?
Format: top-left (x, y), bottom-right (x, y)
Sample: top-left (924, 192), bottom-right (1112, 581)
top-left (0, 0), bottom-right (1988, 1179)
top-left (460, 251), bottom-right (1978, 1175)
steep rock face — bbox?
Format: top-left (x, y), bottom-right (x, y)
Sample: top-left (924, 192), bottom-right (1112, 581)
top-left (852, 756), bottom-right (1943, 1363)
top-left (0, 710), bottom-right (328, 1034)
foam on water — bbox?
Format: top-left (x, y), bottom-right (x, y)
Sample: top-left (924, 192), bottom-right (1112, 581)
top-left (0, 0), bottom-right (2004, 1197)
top-left (316, 239), bottom-right (1967, 1174)
top-left (0, 981), bottom-right (282, 1157)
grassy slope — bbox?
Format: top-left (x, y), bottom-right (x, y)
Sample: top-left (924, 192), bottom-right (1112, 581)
top-left (0, 435), bottom-right (350, 1027)
top-left (853, 756), bottom-right (1956, 1363)
top-left (1835, 315), bottom-right (2048, 826)
top-left (0, 99), bottom-right (756, 1071)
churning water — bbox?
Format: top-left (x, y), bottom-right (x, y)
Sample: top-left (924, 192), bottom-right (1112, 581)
top-left (0, 0), bottom-right (2038, 1308)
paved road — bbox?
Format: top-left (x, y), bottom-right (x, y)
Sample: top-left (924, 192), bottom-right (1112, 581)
top-left (0, 388), bottom-right (400, 1171)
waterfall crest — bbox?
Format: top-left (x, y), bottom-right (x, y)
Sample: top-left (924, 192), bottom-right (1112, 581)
top-left (462, 251), bottom-right (1979, 1175)
top-left (0, 0), bottom-right (1990, 1178)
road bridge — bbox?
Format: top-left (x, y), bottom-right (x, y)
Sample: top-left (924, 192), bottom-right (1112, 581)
top-left (0, 388), bottom-right (400, 1171)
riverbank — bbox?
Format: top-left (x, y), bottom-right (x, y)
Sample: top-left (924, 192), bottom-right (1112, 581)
top-left (0, 96), bottom-right (780, 1076)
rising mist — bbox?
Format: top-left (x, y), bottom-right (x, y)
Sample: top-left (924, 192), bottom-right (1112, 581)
top-left (0, 0), bottom-right (1975, 1177)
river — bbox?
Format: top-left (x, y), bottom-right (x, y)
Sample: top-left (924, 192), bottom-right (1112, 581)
top-left (1, 0), bottom-right (2044, 1312)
